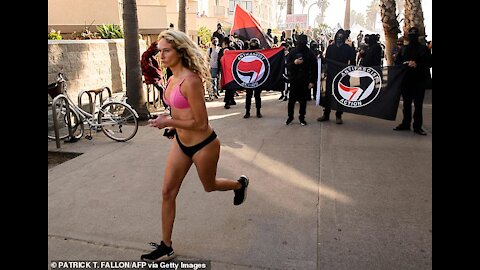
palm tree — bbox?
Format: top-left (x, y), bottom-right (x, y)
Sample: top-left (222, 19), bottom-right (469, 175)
top-left (277, 0), bottom-right (287, 26)
top-left (344, 0), bottom-right (351, 29)
top-left (299, 0), bottom-right (308, 13)
top-left (317, 0), bottom-right (330, 24)
top-left (287, 0), bottom-right (293, 37)
top-left (178, 0), bottom-right (186, 32)
top-left (122, 0), bottom-right (149, 120)
top-left (351, 10), bottom-right (366, 28)
top-left (379, 0), bottom-right (401, 66)
top-left (403, 0), bottom-right (425, 43)
top-left (366, 0), bottom-right (380, 30)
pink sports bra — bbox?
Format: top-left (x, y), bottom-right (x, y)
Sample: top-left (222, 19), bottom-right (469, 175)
top-left (163, 76), bottom-right (191, 109)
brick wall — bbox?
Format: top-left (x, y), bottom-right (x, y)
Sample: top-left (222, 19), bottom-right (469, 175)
top-left (48, 39), bottom-right (147, 105)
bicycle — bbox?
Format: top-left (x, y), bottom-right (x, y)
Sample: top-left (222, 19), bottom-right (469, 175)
top-left (48, 73), bottom-right (139, 142)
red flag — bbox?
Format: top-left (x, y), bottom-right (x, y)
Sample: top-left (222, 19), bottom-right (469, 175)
top-left (221, 47), bottom-right (284, 91)
top-left (230, 4), bottom-right (272, 48)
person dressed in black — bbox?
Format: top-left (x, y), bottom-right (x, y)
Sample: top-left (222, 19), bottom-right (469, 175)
top-left (358, 33), bottom-right (383, 93)
top-left (393, 27), bottom-right (432, 135)
top-left (285, 34), bottom-right (317, 125)
top-left (317, 29), bottom-right (356, 124)
top-left (280, 31), bottom-right (286, 42)
top-left (361, 34), bottom-right (382, 67)
top-left (219, 37), bottom-right (237, 109)
top-left (243, 38), bottom-right (264, 118)
top-left (266, 28), bottom-right (273, 40)
top-left (212, 23), bottom-right (226, 42)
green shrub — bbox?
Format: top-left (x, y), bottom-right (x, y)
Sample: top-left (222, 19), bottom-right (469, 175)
top-left (48, 29), bottom-right (63, 40)
top-left (197, 26), bottom-right (212, 47)
top-left (97, 24), bottom-right (124, 39)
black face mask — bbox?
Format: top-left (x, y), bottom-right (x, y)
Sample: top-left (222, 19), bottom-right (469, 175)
top-left (296, 40), bottom-right (306, 49)
top-left (408, 33), bottom-right (419, 44)
top-left (335, 34), bottom-right (345, 47)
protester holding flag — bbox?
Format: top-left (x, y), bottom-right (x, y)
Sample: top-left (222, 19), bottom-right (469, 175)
top-left (317, 29), bottom-right (356, 124)
top-left (393, 27), bottom-right (432, 135)
top-left (142, 30), bottom-right (249, 262)
top-left (285, 34), bottom-right (317, 126)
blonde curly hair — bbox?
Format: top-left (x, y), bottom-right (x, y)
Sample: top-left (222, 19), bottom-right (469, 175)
top-left (158, 30), bottom-right (211, 90)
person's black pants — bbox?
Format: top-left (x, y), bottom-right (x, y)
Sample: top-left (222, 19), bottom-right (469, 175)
top-left (401, 83), bottom-right (425, 130)
top-left (224, 89), bottom-right (235, 105)
top-left (245, 89), bottom-right (262, 111)
top-left (288, 83), bottom-right (308, 120)
top-left (322, 78), bottom-right (343, 118)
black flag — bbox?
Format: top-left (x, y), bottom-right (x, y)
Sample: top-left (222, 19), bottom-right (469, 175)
top-left (326, 59), bottom-right (407, 121)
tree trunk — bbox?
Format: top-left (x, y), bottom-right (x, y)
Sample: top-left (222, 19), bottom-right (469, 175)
top-left (380, 0), bottom-right (401, 66)
top-left (286, 0), bottom-right (293, 37)
top-left (403, 0), bottom-right (426, 44)
top-left (344, 0), bottom-right (351, 29)
top-left (178, 0), bottom-right (186, 32)
top-left (123, 0), bottom-right (149, 120)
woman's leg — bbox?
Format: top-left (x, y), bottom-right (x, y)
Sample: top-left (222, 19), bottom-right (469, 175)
top-left (162, 141), bottom-right (193, 246)
top-left (192, 138), bottom-right (241, 192)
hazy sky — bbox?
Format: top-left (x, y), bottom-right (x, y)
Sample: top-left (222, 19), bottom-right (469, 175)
top-left (295, 0), bottom-right (432, 38)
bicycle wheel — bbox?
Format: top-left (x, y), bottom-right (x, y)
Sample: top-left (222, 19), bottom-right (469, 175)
top-left (48, 101), bottom-right (84, 140)
top-left (97, 101), bottom-right (138, 142)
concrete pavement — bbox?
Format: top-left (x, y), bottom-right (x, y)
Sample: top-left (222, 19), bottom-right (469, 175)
top-left (48, 91), bottom-right (432, 269)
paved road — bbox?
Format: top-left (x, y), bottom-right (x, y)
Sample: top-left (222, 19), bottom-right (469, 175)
top-left (48, 91), bottom-right (432, 270)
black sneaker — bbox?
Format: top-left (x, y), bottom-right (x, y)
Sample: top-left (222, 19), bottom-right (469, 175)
top-left (234, 175), bottom-right (249, 205)
top-left (300, 119), bottom-right (307, 126)
top-left (243, 112), bottom-right (250, 118)
top-left (286, 117), bottom-right (293, 125)
top-left (317, 115), bottom-right (329, 122)
top-left (140, 241), bottom-right (176, 262)
top-left (393, 124), bottom-right (410, 131)
top-left (413, 128), bottom-right (427, 135)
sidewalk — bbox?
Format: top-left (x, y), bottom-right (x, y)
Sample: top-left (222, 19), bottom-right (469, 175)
top-left (48, 92), bottom-right (432, 269)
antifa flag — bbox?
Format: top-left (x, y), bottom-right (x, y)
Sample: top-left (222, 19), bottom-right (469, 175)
top-left (220, 47), bottom-right (285, 91)
top-left (325, 59), bottom-right (407, 121)
top-left (230, 4), bottom-right (272, 48)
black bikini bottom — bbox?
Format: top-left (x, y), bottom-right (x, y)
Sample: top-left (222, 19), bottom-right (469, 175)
top-left (176, 131), bottom-right (217, 158)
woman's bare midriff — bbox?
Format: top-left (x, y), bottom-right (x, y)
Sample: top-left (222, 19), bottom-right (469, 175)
top-left (172, 108), bottom-right (213, 146)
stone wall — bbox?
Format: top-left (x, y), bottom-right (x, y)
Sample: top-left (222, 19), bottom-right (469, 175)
top-left (48, 39), bottom-right (147, 105)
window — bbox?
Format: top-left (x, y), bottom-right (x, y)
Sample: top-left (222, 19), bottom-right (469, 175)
top-left (229, 0), bottom-right (235, 14)
top-left (229, 0), bottom-right (252, 15)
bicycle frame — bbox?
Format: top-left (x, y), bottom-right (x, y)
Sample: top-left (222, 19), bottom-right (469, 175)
top-left (49, 73), bottom-right (140, 142)
top-left (55, 74), bottom-right (139, 129)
